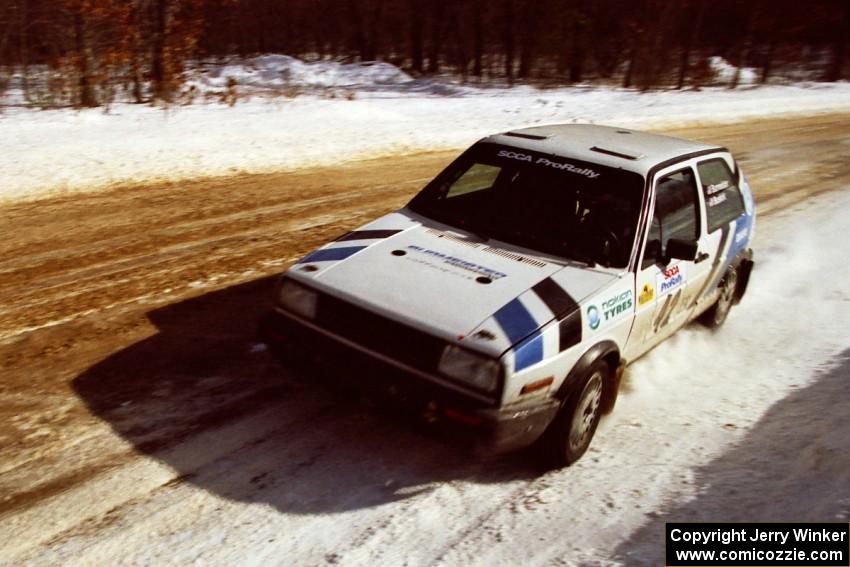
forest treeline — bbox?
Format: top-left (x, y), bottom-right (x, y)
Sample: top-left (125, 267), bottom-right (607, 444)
top-left (1, 0), bottom-right (848, 107)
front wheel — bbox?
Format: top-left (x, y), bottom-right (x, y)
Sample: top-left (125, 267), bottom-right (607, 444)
top-left (540, 360), bottom-right (608, 468)
top-left (700, 266), bottom-right (738, 328)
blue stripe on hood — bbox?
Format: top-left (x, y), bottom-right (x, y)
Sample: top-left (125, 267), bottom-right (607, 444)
top-left (298, 246), bottom-right (367, 263)
top-left (493, 298), bottom-right (539, 344)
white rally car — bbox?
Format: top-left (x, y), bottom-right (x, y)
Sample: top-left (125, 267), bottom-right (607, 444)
top-left (260, 124), bottom-right (755, 467)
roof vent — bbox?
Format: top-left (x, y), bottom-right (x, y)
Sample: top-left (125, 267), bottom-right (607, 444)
top-left (505, 131), bottom-right (548, 141)
top-left (590, 145), bottom-right (644, 160)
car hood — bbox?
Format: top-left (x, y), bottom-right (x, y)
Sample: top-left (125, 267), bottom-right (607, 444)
top-left (289, 210), bottom-right (618, 355)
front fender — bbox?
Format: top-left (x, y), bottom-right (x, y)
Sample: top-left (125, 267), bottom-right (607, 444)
top-left (556, 341), bottom-right (621, 410)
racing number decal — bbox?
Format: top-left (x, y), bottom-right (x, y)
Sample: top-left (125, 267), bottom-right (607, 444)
top-left (690, 225), bottom-right (730, 307)
top-left (652, 289), bottom-right (683, 332)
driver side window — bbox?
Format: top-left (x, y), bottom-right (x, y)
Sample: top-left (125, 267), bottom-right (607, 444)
top-left (642, 168), bottom-right (700, 268)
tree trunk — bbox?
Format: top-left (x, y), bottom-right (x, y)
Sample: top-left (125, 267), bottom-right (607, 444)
top-left (347, 0), bottom-right (367, 60)
top-left (151, 0), bottom-right (169, 101)
top-left (128, 0), bottom-right (144, 103)
top-left (19, 0), bottom-right (30, 99)
top-left (503, 0), bottom-right (513, 83)
top-left (0, 9), bottom-right (12, 60)
top-left (568, 17), bottom-right (584, 83)
top-left (73, 10), bottom-right (96, 107)
top-left (641, 1), bottom-right (675, 91)
top-left (518, 44), bottom-right (533, 79)
top-left (677, 0), bottom-right (704, 89)
top-left (730, 0), bottom-right (758, 89)
top-left (365, 0), bottom-right (384, 61)
top-left (409, 0), bottom-right (423, 72)
top-left (472, 0), bottom-right (483, 77)
top-left (518, 2), bottom-right (536, 80)
top-left (825, 38), bottom-right (846, 82)
top-left (825, 1), bottom-right (850, 81)
top-left (427, 0), bottom-right (444, 73)
top-left (760, 40), bottom-right (775, 84)
top-left (623, 44), bottom-right (635, 88)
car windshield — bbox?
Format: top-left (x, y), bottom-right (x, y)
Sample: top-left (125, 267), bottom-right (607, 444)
top-left (408, 142), bottom-right (645, 268)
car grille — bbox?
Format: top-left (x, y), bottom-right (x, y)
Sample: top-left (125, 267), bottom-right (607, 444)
top-left (316, 293), bottom-right (448, 374)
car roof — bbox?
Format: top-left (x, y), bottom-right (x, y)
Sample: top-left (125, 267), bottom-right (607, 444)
top-left (482, 123), bottom-right (725, 176)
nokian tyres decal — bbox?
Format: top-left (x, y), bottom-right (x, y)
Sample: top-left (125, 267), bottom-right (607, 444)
top-left (491, 277), bottom-right (582, 372)
top-left (587, 289), bottom-right (633, 330)
top-left (587, 305), bottom-right (601, 330)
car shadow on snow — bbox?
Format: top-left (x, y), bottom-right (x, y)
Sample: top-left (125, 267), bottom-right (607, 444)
top-left (611, 347), bottom-right (850, 566)
top-left (72, 276), bottom-right (541, 515)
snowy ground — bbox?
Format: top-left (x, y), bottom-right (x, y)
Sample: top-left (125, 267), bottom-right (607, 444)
top-left (3, 185), bottom-right (848, 567)
top-left (2, 56), bottom-right (849, 565)
top-left (1, 55), bottom-right (849, 202)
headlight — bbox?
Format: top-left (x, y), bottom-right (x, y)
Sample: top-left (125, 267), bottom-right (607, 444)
top-left (278, 279), bottom-right (318, 320)
top-left (438, 345), bottom-right (500, 393)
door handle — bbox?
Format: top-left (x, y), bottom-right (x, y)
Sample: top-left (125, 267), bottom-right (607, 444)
top-left (695, 252), bottom-right (710, 264)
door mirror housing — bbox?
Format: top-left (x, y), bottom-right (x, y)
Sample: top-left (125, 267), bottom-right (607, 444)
top-left (666, 238), bottom-right (698, 262)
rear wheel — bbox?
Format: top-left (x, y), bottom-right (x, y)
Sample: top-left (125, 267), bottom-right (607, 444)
top-left (700, 266), bottom-right (738, 328)
top-left (540, 360), bottom-right (608, 468)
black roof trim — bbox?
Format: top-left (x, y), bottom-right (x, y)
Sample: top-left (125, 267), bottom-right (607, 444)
top-left (648, 146), bottom-right (728, 176)
top-left (590, 145), bottom-right (641, 160)
top-left (504, 131), bottom-right (548, 140)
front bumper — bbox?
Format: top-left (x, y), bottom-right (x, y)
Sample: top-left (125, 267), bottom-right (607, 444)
top-left (259, 308), bottom-right (559, 455)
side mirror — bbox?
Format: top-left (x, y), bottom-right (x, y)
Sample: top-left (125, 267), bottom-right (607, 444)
top-left (666, 238), bottom-right (698, 261)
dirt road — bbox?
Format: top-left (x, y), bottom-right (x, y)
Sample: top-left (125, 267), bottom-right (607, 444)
top-left (1, 113), bottom-right (849, 566)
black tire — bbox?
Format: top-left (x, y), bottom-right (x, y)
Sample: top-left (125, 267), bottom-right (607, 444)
top-left (539, 359), bottom-right (608, 469)
top-left (700, 265), bottom-right (738, 329)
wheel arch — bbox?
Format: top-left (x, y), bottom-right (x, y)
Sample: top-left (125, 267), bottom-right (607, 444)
top-left (733, 248), bottom-right (754, 304)
top-left (556, 340), bottom-right (622, 413)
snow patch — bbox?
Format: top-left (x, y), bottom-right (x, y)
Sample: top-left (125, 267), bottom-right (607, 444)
top-left (708, 56), bottom-right (758, 85)
top-left (1, 58), bottom-right (849, 203)
top-left (193, 55), bottom-right (414, 92)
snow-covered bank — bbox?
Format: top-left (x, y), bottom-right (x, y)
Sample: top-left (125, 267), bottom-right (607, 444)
top-left (2, 78), bottom-right (849, 203)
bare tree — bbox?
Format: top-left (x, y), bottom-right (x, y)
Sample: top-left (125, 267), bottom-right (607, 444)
top-left (502, 0), bottom-right (513, 83)
top-left (824, 0), bottom-right (849, 81)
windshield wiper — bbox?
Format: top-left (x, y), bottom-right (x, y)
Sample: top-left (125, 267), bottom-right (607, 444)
top-left (460, 222), bottom-right (490, 242)
top-left (449, 216), bottom-right (490, 242)
top-left (492, 228), bottom-right (598, 268)
top-left (568, 253), bottom-right (597, 268)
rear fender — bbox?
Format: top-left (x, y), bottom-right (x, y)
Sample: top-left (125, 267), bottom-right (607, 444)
top-left (734, 250), bottom-right (754, 305)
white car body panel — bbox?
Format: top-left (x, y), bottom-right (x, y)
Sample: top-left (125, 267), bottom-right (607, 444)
top-left (274, 124), bottom-right (756, 412)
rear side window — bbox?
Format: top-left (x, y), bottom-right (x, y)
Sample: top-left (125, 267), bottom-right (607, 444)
top-left (698, 158), bottom-right (745, 233)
